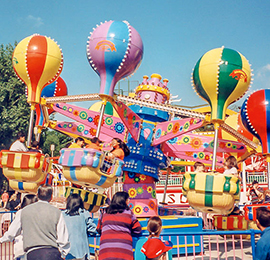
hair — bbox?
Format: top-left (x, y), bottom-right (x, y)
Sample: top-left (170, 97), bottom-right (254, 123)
top-left (256, 207), bottom-right (270, 228)
top-left (91, 137), bottom-right (102, 144)
top-left (106, 191), bottom-right (130, 214)
top-left (75, 137), bottom-right (84, 143)
top-left (65, 193), bottom-right (84, 216)
top-left (147, 216), bottom-right (162, 238)
top-left (194, 161), bottom-right (205, 170)
top-left (252, 180), bottom-right (259, 185)
top-left (111, 138), bottom-right (130, 157)
top-left (31, 140), bottom-right (39, 148)
top-left (38, 184), bottom-right (53, 201)
top-left (17, 131), bottom-right (26, 139)
top-left (21, 194), bottom-right (38, 209)
top-left (146, 254), bottom-right (165, 260)
top-left (224, 156), bottom-right (238, 169)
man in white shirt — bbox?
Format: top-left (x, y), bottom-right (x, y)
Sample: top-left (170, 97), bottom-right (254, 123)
top-left (9, 132), bottom-right (28, 152)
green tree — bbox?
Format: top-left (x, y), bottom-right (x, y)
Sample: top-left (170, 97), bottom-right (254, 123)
top-left (40, 129), bottom-right (72, 157)
top-left (0, 43), bottom-right (30, 149)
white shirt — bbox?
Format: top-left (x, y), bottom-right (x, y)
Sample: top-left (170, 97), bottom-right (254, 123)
top-left (10, 140), bottom-right (28, 152)
top-left (0, 202), bottom-right (70, 258)
top-left (223, 167), bottom-right (238, 176)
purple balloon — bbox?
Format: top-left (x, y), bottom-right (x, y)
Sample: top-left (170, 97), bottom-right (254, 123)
top-left (86, 21), bottom-right (143, 97)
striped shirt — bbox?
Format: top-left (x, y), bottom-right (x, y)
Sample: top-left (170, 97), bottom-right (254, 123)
top-left (97, 209), bottom-right (142, 260)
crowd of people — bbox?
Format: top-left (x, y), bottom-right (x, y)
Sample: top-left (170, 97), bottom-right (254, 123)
top-left (0, 186), bottom-right (173, 260)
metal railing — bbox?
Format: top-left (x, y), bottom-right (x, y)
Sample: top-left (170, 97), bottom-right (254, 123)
top-left (90, 229), bottom-right (261, 260)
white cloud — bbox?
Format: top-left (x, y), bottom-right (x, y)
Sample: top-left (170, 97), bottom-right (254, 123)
top-left (26, 15), bottom-right (44, 28)
top-left (256, 64), bottom-right (270, 78)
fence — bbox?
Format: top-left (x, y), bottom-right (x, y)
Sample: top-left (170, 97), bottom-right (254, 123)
top-left (90, 229), bottom-right (261, 260)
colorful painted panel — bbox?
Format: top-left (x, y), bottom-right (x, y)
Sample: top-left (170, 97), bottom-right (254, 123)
top-left (152, 118), bottom-right (204, 146)
top-left (163, 133), bottom-right (246, 154)
top-left (52, 103), bottom-right (126, 140)
top-left (213, 215), bottom-right (248, 230)
top-left (110, 99), bottom-right (142, 142)
top-left (128, 199), bottom-right (158, 217)
top-left (124, 183), bottom-right (156, 199)
top-left (123, 172), bottom-right (155, 184)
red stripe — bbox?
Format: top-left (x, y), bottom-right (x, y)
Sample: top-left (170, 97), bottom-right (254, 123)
top-left (6, 153), bottom-right (15, 168)
top-left (21, 154), bottom-right (30, 169)
top-left (27, 35), bottom-right (47, 102)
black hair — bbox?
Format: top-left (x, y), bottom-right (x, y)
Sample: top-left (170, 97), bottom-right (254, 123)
top-left (252, 180), bottom-right (259, 185)
top-left (111, 138), bottom-right (130, 157)
top-left (106, 191), bottom-right (130, 214)
top-left (38, 184), bottom-right (53, 201)
top-left (257, 207), bottom-right (270, 228)
top-left (17, 131), bottom-right (26, 139)
top-left (21, 194), bottom-right (38, 209)
top-left (91, 137), bottom-right (102, 144)
top-left (75, 137), bottom-right (84, 143)
top-left (65, 193), bottom-right (84, 216)
top-left (31, 140), bottom-right (39, 148)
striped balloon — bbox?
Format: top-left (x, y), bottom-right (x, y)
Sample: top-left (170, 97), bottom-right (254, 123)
top-left (86, 20), bottom-right (143, 97)
top-left (12, 34), bottom-right (63, 104)
top-left (192, 47), bottom-right (252, 122)
top-left (241, 89), bottom-right (270, 154)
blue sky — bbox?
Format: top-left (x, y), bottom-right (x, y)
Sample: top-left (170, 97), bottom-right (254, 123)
top-left (2, 1), bottom-right (270, 110)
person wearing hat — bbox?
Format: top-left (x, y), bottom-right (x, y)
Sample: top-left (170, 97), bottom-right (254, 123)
top-left (85, 137), bottom-right (103, 151)
top-left (141, 216), bottom-right (173, 260)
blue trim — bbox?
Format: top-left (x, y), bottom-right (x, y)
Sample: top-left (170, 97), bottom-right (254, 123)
top-left (95, 175), bottom-right (107, 186)
top-left (69, 166), bottom-right (78, 181)
top-left (18, 182), bottom-right (24, 190)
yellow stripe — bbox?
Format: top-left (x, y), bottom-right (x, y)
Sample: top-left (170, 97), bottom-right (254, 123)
top-left (14, 168), bottom-right (22, 180)
top-left (212, 174), bottom-right (224, 193)
top-left (141, 224), bottom-right (198, 230)
top-left (13, 36), bottom-right (31, 87)
top-left (222, 217), bottom-right (227, 229)
top-left (199, 47), bottom-right (223, 119)
top-left (13, 153), bottom-right (22, 168)
top-left (1, 152), bottom-right (8, 165)
top-left (194, 173), bottom-right (206, 192)
top-left (28, 154), bottom-right (36, 168)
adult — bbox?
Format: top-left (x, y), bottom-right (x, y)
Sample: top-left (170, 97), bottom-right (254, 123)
top-left (0, 185), bottom-right (70, 260)
top-left (63, 193), bottom-right (96, 260)
top-left (106, 138), bottom-right (130, 160)
top-left (68, 137), bottom-right (84, 148)
top-left (255, 207), bottom-right (270, 260)
top-left (0, 194), bottom-right (38, 260)
top-left (85, 137), bottom-right (103, 151)
top-left (247, 180), bottom-right (264, 204)
top-left (97, 191), bottom-right (142, 260)
top-left (10, 132), bottom-right (28, 152)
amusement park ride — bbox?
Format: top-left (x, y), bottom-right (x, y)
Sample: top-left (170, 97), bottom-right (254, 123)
top-left (1, 20), bottom-right (270, 254)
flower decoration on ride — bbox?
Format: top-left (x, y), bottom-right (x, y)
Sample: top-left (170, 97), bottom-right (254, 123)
top-left (134, 205), bottom-right (142, 214)
top-left (143, 206), bottom-right (149, 213)
top-left (93, 115), bottom-right (104, 126)
top-left (114, 122), bottom-right (125, 134)
top-left (190, 137), bottom-right (203, 149)
top-left (149, 201), bottom-right (155, 209)
top-left (147, 186), bottom-right (153, 193)
top-left (128, 188), bottom-right (137, 198)
top-left (137, 187), bottom-right (143, 194)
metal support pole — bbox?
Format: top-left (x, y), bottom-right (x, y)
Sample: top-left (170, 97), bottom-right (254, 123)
top-left (96, 100), bottom-right (107, 138)
top-left (26, 104), bottom-right (35, 147)
top-left (161, 166), bottom-right (171, 204)
top-left (242, 161), bottom-right (247, 204)
top-left (211, 123), bottom-right (219, 171)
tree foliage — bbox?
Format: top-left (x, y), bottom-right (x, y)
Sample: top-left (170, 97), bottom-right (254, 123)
top-left (0, 43), bottom-right (30, 149)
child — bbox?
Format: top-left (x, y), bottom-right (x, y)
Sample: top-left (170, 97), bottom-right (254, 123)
top-left (141, 216), bottom-right (173, 260)
top-left (194, 161), bottom-right (205, 173)
top-left (223, 156), bottom-right (242, 181)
